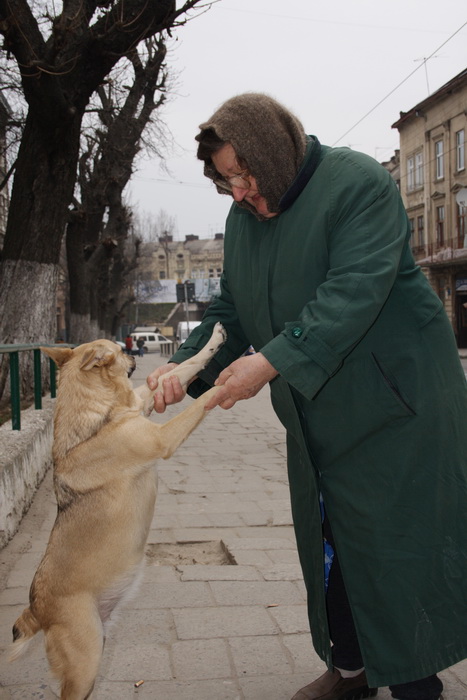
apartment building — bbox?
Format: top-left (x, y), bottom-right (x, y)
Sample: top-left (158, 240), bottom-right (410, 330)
top-left (150, 233), bottom-right (224, 281)
top-left (392, 68), bottom-right (467, 346)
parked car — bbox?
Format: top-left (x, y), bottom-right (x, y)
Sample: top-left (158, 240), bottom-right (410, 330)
top-left (176, 321), bottom-right (201, 343)
top-left (131, 332), bottom-right (171, 354)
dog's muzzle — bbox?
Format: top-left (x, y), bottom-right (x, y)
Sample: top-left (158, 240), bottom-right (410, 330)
top-left (127, 357), bottom-right (136, 377)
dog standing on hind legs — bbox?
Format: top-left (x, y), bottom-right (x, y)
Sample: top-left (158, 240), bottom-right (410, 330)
top-left (9, 323), bottom-right (226, 700)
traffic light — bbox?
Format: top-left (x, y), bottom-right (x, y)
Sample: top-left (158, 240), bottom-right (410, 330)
top-left (176, 281), bottom-right (196, 303)
top-left (186, 282), bottom-right (195, 303)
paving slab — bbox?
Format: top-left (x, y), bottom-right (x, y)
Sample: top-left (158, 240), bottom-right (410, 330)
top-left (0, 351), bottom-right (465, 699)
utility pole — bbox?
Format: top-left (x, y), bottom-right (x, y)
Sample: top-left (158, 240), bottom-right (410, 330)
top-left (184, 281), bottom-right (190, 337)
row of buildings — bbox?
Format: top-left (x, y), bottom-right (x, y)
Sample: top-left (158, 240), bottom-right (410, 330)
top-left (389, 68), bottom-right (467, 346)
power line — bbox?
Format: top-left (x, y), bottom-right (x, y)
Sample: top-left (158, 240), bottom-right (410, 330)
top-left (331, 20), bottom-right (467, 147)
top-left (219, 5), bottom-right (443, 34)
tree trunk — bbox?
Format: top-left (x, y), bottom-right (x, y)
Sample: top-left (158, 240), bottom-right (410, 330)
top-left (0, 259), bottom-right (58, 398)
top-left (0, 111), bottom-right (82, 397)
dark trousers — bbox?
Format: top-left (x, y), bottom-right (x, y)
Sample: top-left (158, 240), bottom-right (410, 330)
top-left (323, 519), bottom-right (443, 700)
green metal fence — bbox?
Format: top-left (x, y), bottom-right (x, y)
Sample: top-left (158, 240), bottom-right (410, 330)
top-left (0, 344), bottom-right (72, 431)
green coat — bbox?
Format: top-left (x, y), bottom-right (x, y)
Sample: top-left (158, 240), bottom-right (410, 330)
top-left (172, 140), bottom-right (467, 687)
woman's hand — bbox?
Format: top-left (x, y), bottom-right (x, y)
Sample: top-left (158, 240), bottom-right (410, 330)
top-left (204, 353), bottom-right (278, 410)
top-left (147, 362), bottom-right (185, 413)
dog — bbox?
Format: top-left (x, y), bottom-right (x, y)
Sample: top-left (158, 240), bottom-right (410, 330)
top-left (10, 322), bottom-right (226, 700)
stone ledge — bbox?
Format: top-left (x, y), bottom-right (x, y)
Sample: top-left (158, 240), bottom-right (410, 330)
top-left (0, 397), bottom-right (54, 548)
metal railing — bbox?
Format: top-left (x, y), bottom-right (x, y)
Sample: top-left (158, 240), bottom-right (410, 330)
top-left (0, 344), bottom-right (72, 431)
top-left (160, 340), bottom-right (178, 357)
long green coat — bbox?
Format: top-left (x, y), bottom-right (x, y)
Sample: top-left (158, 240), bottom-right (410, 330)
top-left (172, 139), bottom-right (467, 687)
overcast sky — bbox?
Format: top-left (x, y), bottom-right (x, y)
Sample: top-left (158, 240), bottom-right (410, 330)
top-left (127, 0), bottom-right (467, 240)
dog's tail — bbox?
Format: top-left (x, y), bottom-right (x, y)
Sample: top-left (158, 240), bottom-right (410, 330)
top-left (9, 607), bottom-right (42, 661)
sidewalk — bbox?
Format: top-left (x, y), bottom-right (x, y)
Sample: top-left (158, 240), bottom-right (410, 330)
top-left (1, 352), bottom-right (466, 699)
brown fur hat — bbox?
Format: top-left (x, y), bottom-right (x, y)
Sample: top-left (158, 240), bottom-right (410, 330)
top-left (196, 93), bottom-right (307, 219)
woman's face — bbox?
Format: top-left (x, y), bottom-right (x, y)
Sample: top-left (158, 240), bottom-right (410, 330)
top-left (211, 143), bottom-right (278, 219)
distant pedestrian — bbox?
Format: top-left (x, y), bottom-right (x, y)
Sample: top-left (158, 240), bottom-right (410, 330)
top-left (136, 337), bottom-right (145, 357)
top-left (124, 335), bottom-right (133, 355)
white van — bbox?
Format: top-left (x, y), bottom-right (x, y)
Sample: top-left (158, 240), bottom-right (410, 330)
top-left (131, 332), bottom-right (170, 353)
top-left (176, 321), bottom-right (201, 344)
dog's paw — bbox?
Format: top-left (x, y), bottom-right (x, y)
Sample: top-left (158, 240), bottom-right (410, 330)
top-left (211, 322), bottom-right (227, 351)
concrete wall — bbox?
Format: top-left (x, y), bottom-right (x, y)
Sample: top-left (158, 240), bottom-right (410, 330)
top-left (0, 397), bottom-right (54, 548)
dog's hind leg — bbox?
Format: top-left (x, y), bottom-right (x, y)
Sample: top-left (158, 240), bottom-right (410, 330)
top-left (44, 602), bottom-right (104, 700)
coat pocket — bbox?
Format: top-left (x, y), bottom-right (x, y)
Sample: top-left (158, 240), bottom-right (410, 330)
top-left (371, 352), bottom-right (416, 416)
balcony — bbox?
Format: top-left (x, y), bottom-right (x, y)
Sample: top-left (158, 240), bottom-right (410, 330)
top-left (412, 235), bottom-right (467, 265)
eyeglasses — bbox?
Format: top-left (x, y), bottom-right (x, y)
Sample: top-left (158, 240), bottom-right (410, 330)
top-left (213, 168), bottom-right (252, 192)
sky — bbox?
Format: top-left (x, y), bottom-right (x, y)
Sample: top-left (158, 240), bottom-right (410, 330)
top-left (127, 0), bottom-right (467, 240)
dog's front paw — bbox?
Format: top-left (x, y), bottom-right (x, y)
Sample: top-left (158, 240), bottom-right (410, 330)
top-left (211, 322), bottom-right (227, 351)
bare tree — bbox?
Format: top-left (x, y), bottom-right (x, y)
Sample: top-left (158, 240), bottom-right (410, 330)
top-left (0, 0), bottom-right (208, 397)
top-left (66, 36), bottom-right (170, 343)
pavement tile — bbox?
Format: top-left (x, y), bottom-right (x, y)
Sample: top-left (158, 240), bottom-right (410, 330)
top-left (209, 580), bottom-right (304, 607)
top-left (206, 513), bottom-right (245, 527)
top-left (266, 549), bottom-right (302, 565)
top-left (171, 638), bottom-right (232, 679)
top-left (92, 678), bottom-right (243, 699)
top-left (0, 586), bottom-right (30, 606)
top-left (267, 605), bottom-right (311, 635)
top-left (173, 606), bottom-right (279, 640)
top-left (133, 581), bottom-right (215, 609)
top-left (104, 608), bottom-right (176, 646)
top-left (102, 642), bottom-right (172, 681)
top-left (178, 565), bottom-right (261, 582)
top-left (229, 635), bottom-right (293, 676)
top-left (258, 564), bottom-right (304, 581)
top-left (229, 550), bottom-right (274, 567)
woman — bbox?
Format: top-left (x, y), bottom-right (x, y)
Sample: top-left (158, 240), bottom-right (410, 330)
top-left (148, 93), bottom-right (467, 700)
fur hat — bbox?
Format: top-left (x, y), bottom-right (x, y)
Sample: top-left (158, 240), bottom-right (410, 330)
top-left (196, 93), bottom-right (307, 219)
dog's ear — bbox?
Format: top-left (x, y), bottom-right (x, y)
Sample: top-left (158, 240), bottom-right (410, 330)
top-left (79, 344), bottom-right (116, 371)
top-left (40, 346), bottom-right (73, 368)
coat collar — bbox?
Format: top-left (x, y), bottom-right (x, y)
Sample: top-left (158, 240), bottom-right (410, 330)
top-left (278, 136), bottom-right (322, 213)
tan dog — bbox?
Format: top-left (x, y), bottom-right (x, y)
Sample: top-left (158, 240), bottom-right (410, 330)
top-left (10, 323), bottom-right (226, 700)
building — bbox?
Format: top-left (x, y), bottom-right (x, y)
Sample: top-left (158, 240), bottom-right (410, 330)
top-left (150, 233), bottom-right (224, 281)
top-left (392, 68), bottom-right (467, 346)
top-left (381, 149), bottom-right (401, 190)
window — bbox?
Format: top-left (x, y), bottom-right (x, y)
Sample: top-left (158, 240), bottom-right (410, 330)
top-left (407, 157), bottom-right (415, 191)
top-left (458, 204), bottom-right (467, 248)
top-left (436, 206), bottom-right (445, 246)
top-left (415, 152), bottom-right (424, 188)
top-left (159, 270), bottom-right (166, 279)
top-left (409, 218), bottom-right (415, 242)
top-left (417, 215), bottom-right (425, 247)
top-left (456, 130), bottom-right (465, 172)
top-left (435, 140), bottom-right (444, 180)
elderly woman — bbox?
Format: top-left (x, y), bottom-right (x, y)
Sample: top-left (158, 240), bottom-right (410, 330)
top-left (148, 93), bottom-right (467, 700)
